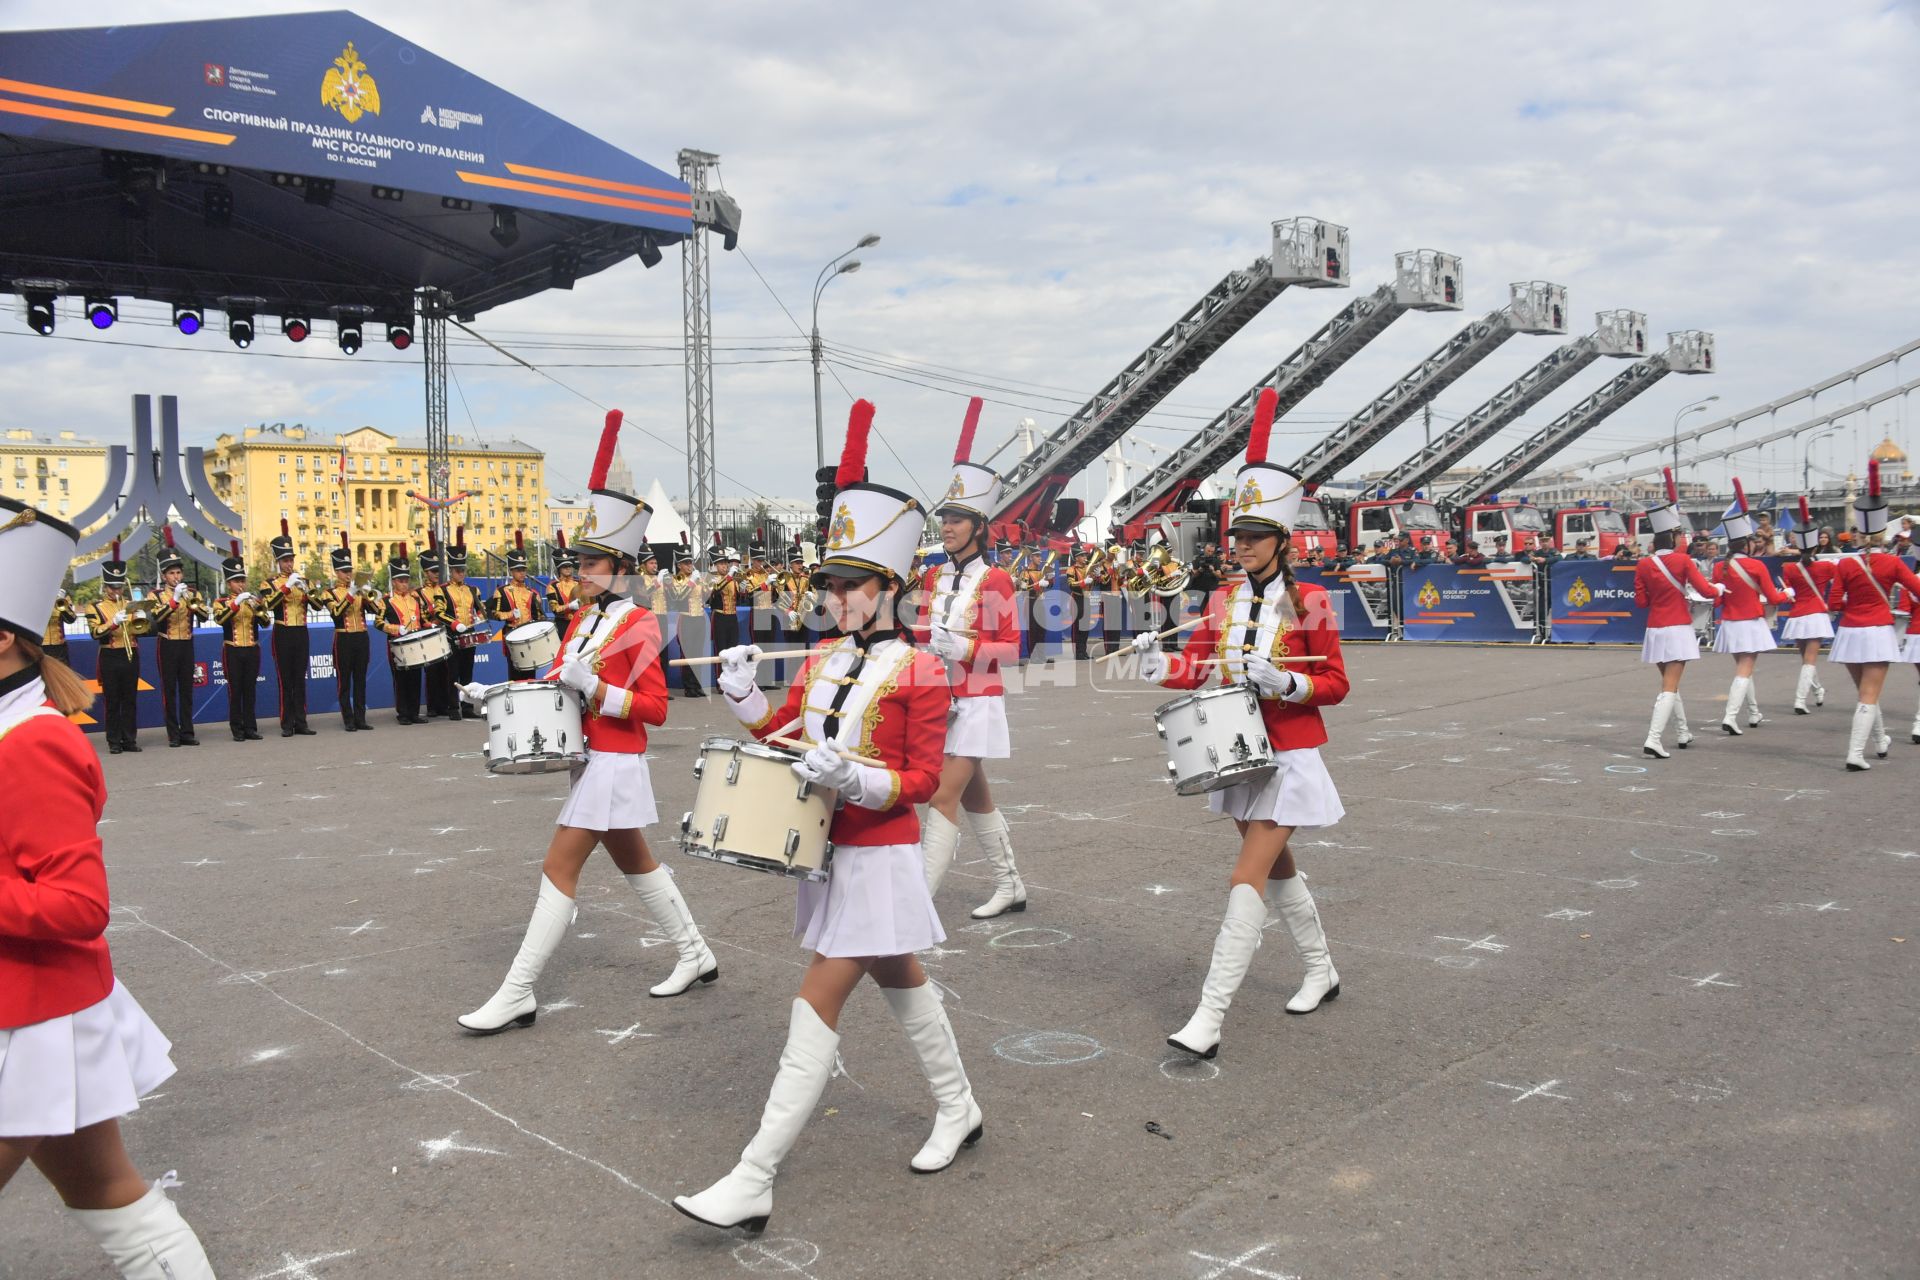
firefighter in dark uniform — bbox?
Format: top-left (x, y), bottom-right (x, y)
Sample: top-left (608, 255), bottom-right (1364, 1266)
top-left (261, 527), bottom-right (316, 736)
top-left (320, 543), bottom-right (381, 731)
top-left (210, 553), bottom-right (269, 741)
top-left (151, 539), bottom-right (210, 747)
top-left (42, 588), bottom-right (77, 667)
top-left (444, 539), bottom-right (486, 718)
top-left (87, 557), bottom-right (143, 753)
top-left (382, 552), bottom-right (436, 724)
top-left (419, 548), bottom-right (458, 720)
top-left (490, 537), bottom-right (546, 680)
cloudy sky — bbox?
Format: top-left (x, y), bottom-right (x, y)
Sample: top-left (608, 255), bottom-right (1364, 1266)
top-left (5, 0), bottom-right (1918, 511)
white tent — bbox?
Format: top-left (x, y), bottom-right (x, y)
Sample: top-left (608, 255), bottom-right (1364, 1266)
top-left (641, 478), bottom-right (689, 548)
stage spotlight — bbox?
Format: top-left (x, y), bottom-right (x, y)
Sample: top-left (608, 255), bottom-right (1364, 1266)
top-left (636, 231), bottom-right (662, 269)
top-left (173, 304), bottom-right (204, 336)
top-left (85, 297), bottom-right (117, 330)
top-left (25, 292), bottom-right (56, 335)
top-left (490, 206), bottom-right (519, 249)
top-left (387, 321), bottom-right (413, 350)
top-left (282, 315), bottom-right (310, 343)
top-left (304, 178), bottom-right (336, 208)
top-left (441, 196), bottom-right (472, 211)
top-left (338, 318), bottom-right (363, 355)
top-left (229, 312), bottom-right (255, 348)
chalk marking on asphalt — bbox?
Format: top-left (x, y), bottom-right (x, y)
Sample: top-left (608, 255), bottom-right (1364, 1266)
top-left (1485, 1078), bottom-right (1571, 1104)
top-left (247, 1251), bottom-right (356, 1280)
top-left (420, 1130), bottom-right (505, 1163)
top-left (1188, 1243), bottom-right (1300, 1280)
top-left (1677, 972), bottom-right (1740, 989)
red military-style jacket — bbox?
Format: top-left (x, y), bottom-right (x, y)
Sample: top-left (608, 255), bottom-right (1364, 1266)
top-left (0, 692), bottom-right (115, 1029)
top-left (1827, 552), bottom-right (1920, 629)
top-left (733, 634), bottom-right (948, 845)
top-left (1633, 551), bottom-right (1719, 629)
top-left (546, 600), bottom-right (669, 754)
top-left (1781, 558), bottom-right (1836, 619)
top-left (1710, 555), bottom-right (1790, 622)
top-left (1159, 575), bottom-right (1350, 752)
top-left (913, 553), bottom-right (1021, 698)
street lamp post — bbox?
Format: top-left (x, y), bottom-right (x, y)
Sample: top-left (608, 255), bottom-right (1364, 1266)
top-left (1670, 394), bottom-right (1721, 484)
top-left (812, 234), bottom-right (881, 473)
top-left (1802, 424), bottom-right (1845, 494)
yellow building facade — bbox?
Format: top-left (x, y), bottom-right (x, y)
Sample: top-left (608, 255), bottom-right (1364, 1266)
top-left (4, 428), bottom-right (109, 525)
top-left (206, 424), bottom-right (546, 571)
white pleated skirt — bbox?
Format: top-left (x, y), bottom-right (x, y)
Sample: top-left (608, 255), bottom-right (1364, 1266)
top-left (945, 695), bottom-right (1011, 759)
top-left (1208, 746), bottom-right (1344, 828)
top-left (1712, 618), bottom-right (1777, 654)
top-left (1829, 625), bottom-right (1901, 665)
top-left (0, 982), bottom-right (175, 1137)
top-left (1641, 624), bottom-right (1701, 664)
top-left (1780, 613), bottom-right (1834, 642)
top-left (556, 750), bottom-right (658, 831)
top-left (797, 842), bottom-right (946, 958)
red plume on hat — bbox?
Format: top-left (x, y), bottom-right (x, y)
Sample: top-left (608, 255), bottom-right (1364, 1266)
top-left (1662, 467), bottom-right (1680, 506)
top-left (514, 529), bottom-right (524, 552)
top-left (428, 527), bottom-right (439, 550)
top-left (456, 526), bottom-right (466, 549)
top-left (339, 531), bottom-right (349, 550)
top-left (954, 397), bottom-right (983, 465)
top-left (590, 410), bottom-right (622, 491)
top-left (680, 531), bottom-right (689, 547)
top-left (231, 539), bottom-right (242, 558)
top-left (1244, 387), bottom-right (1278, 466)
top-left (553, 526), bottom-right (566, 550)
top-left (837, 399), bottom-right (876, 487)
top-left (280, 517), bottom-right (290, 537)
top-left (162, 524), bottom-right (176, 549)
top-left (396, 541), bottom-right (409, 560)
top-left (111, 539), bottom-right (121, 560)
top-left (1731, 477), bottom-right (1748, 514)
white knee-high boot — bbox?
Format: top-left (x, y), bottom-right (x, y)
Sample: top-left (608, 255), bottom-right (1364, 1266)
top-left (1269, 876), bottom-right (1340, 1014)
top-left (967, 808), bottom-right (1027, 919)
top-left (627, 867), bottom-right (718, 997)
top-left (1721, 677), bottom-right (1749, 734)
top-left (1872, 704), bottom-right (1891, 757)
top-left (1846, 703), bottom-right (1876, 772)
top-left (69, 1184), bottom-right (215, 1280)
top-left (1672, 694), bottom-right (1694, 747)
top-left (921, 808), bottom-right (961, 895)
top-left (1811, 667), bottom-right (1825, 705)
top-left (1644, 691), bottom-right (1674, 758)
top-left (1744, 676), bottom-right (1764, 726)
top-left (1793, 664), bottom-right (1816, 714)
top-left (674, 998), bottom-right (838, 1232)
top-left (1167, 884), bottom-right (1265, 1059)
top-left (883, 984), bottom-right (984, 1173)
top-left (458, 875), bottom-right (573, 1033)
top-left (1911, 702), bottom-right (1920, 745)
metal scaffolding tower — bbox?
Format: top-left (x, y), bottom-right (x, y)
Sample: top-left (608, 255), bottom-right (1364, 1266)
top-left (420, 287), bottom-right (451, 552)
top-left (679, 149), bottom-right (720, 552)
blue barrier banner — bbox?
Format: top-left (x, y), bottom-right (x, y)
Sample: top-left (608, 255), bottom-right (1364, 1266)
top-left (1548, 561), bottom-right (1645, 644)
top-left (1297, 565), bottom-right (1392, 641)
top-left (1400, 564), bottom-right (1536, 642)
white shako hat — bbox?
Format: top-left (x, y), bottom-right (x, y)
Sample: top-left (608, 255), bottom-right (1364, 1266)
top-left (1722, 477), bottom-right (1756, 541)
top-left (936, 396), bottom-right (1002, 521)
top-left (1788, 496), bottom-right (1820, 551)
top-left (1226, 387), bottom-right (1304, 535)
top-left (1646, 467), bottom-right (1690, 535)
top-left (0, 497), bottom-right (80, 639)
top-left (815, 399), bottom-right (925, 587)
top-left (575, 410), bottom-right (653, 560)
top-left (1855, 457), bottom-right (1890, 537)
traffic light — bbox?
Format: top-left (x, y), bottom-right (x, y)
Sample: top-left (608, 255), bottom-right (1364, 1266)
top-left (815, 466), bottom-right (837, 540)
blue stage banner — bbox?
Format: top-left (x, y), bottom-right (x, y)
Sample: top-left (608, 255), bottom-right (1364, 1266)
top-left (1547, 561), bottom-right (1644, 644)
top-left (1297, 565), bottom-right (1392, 641)
top-left (1399, 564), bottom-right (1536, 643)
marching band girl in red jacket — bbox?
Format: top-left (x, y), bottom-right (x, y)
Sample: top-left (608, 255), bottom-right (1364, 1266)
top-left (456, 413), bottom-right (717, 1033)
top-left (1708, 481), bottom-right (1791, 734)
top-left (912, 397), bottom-right (1028, 918)
top-left (1129, 391), bottom-right (1350, 1060)
top-left (1779, 497), bottom-right (1835, 714)
top-left (1634, 471), bottom-right (1724, 758)
top-left (1825, 461), bottom-right (1920, 770)
top-left (0, 498), bottom-right (215, 1279)
top-left (681, 402), bottom-right (979, 1232)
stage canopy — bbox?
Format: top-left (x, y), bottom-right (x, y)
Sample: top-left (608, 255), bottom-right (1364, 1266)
top-left (0, 10), bottom-right (694, 322)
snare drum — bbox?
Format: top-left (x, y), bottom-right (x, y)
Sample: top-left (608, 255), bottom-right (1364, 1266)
top-left (482, 681), bottom-right (585, 774)
top-left (678, 737), bottom-right (836, 881)
top-left (506, 620), bottom-right (561, 671)
top-left (391, 626), bottom-right (452, 669)
top-left (1154, 685), bottom-right (1275, 796)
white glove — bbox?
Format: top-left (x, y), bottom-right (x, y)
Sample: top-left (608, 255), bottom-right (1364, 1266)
top-left (792, 742), bottom-right (859, 793)
top-left (1138, 650), bottom-right (1169, 683)
top-left (554, 652), bottom-right (599, 697)
top-left (1127, 630), bottom-right (1160, 655)
top-left (716, 644), bottom-right (762, 700)
top-left (287, 573), bottom-right (306, 590)
top-left (235, 592), bottom-right (256, 606)
top-left (460, 681), bottom-right (492, 706)
top-left (926, 625), bottom-right (968, 661)
top-left (567, 598), bottom-right (584, 613)
top-left (1783, 586), bottom-right (1798, 602)
top-left (1242, 653), bottom-right (1294, 699)
top-left (348, 582), bottom-right (362, 597)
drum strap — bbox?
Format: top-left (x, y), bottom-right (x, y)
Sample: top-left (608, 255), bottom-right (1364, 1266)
top-left (1649, 553), bottom-right (1686, 595)
top-left (1852, 554), bottom-right (1894, 611)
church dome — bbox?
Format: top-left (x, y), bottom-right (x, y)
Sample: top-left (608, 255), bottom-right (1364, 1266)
top-left (1869, 436), bottom-right (1907, 464)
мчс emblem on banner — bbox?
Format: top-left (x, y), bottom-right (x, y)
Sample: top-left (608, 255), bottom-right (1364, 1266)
top-left (1566, 576), bottom-right (1593, 608)
top-left (321, 41), bottom-right (381, 123)
top-left (1417, 580), bottom-right (1442, 610)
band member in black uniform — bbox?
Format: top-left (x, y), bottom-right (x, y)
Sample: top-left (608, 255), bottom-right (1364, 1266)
top-left (381, 547), bottom-right (434, 725)
top-left (210, 546), bottom-right (269, 741)
top-left (86, 551), bottom-right (142, 754)
top-left (320, 536), bottom-right (381, 732)
top-left (545, 533), bottom-right (584, 620)
top-left (708, 545), bottom-right (742, 656)
top-left (261, 520), bottom-right (316, 737)
top-left (150, 529), bottom-right (210, 748)
top-left (419, 542), bottom-right (458, 720)
top-left (667, 550), bottom-right (707, 696)
top-left (42, 587), bottom-right (77, 668)
top-left (444, 532), bottom-right (486, 718)
top-left (490, 532), bottom-right (546, 680)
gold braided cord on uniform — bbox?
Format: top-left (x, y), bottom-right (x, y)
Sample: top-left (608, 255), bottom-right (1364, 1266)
top-left (828, 498), bottom-right (922, 558)
top-left (856, 642), bottom-right (916, 756)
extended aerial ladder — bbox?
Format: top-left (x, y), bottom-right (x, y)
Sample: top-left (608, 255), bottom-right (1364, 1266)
top-left (1108, 250), bottom-right (1465, 542)
top-left (1442, 330), bottom-right (1716, 508)
top-left (1285, 279), bottom-right (1572, 489)
top-left (987, 218), bottom-right (1351, 543)
top-left (1368, 308), bottom-right (1645, 495)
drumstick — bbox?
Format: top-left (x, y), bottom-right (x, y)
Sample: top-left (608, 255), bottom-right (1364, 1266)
top-left (1198, 653), bottom-right (1329, 666)
top-left (768, 733), bottom-right (888, 769)
top-left (1099, 613), bottom-right (1216, 665)
top-left (669, 646), bottom-right (827, 668)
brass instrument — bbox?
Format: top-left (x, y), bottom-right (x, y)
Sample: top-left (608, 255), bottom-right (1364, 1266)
top-left (1122, 545), bottom-right (1192, 597)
